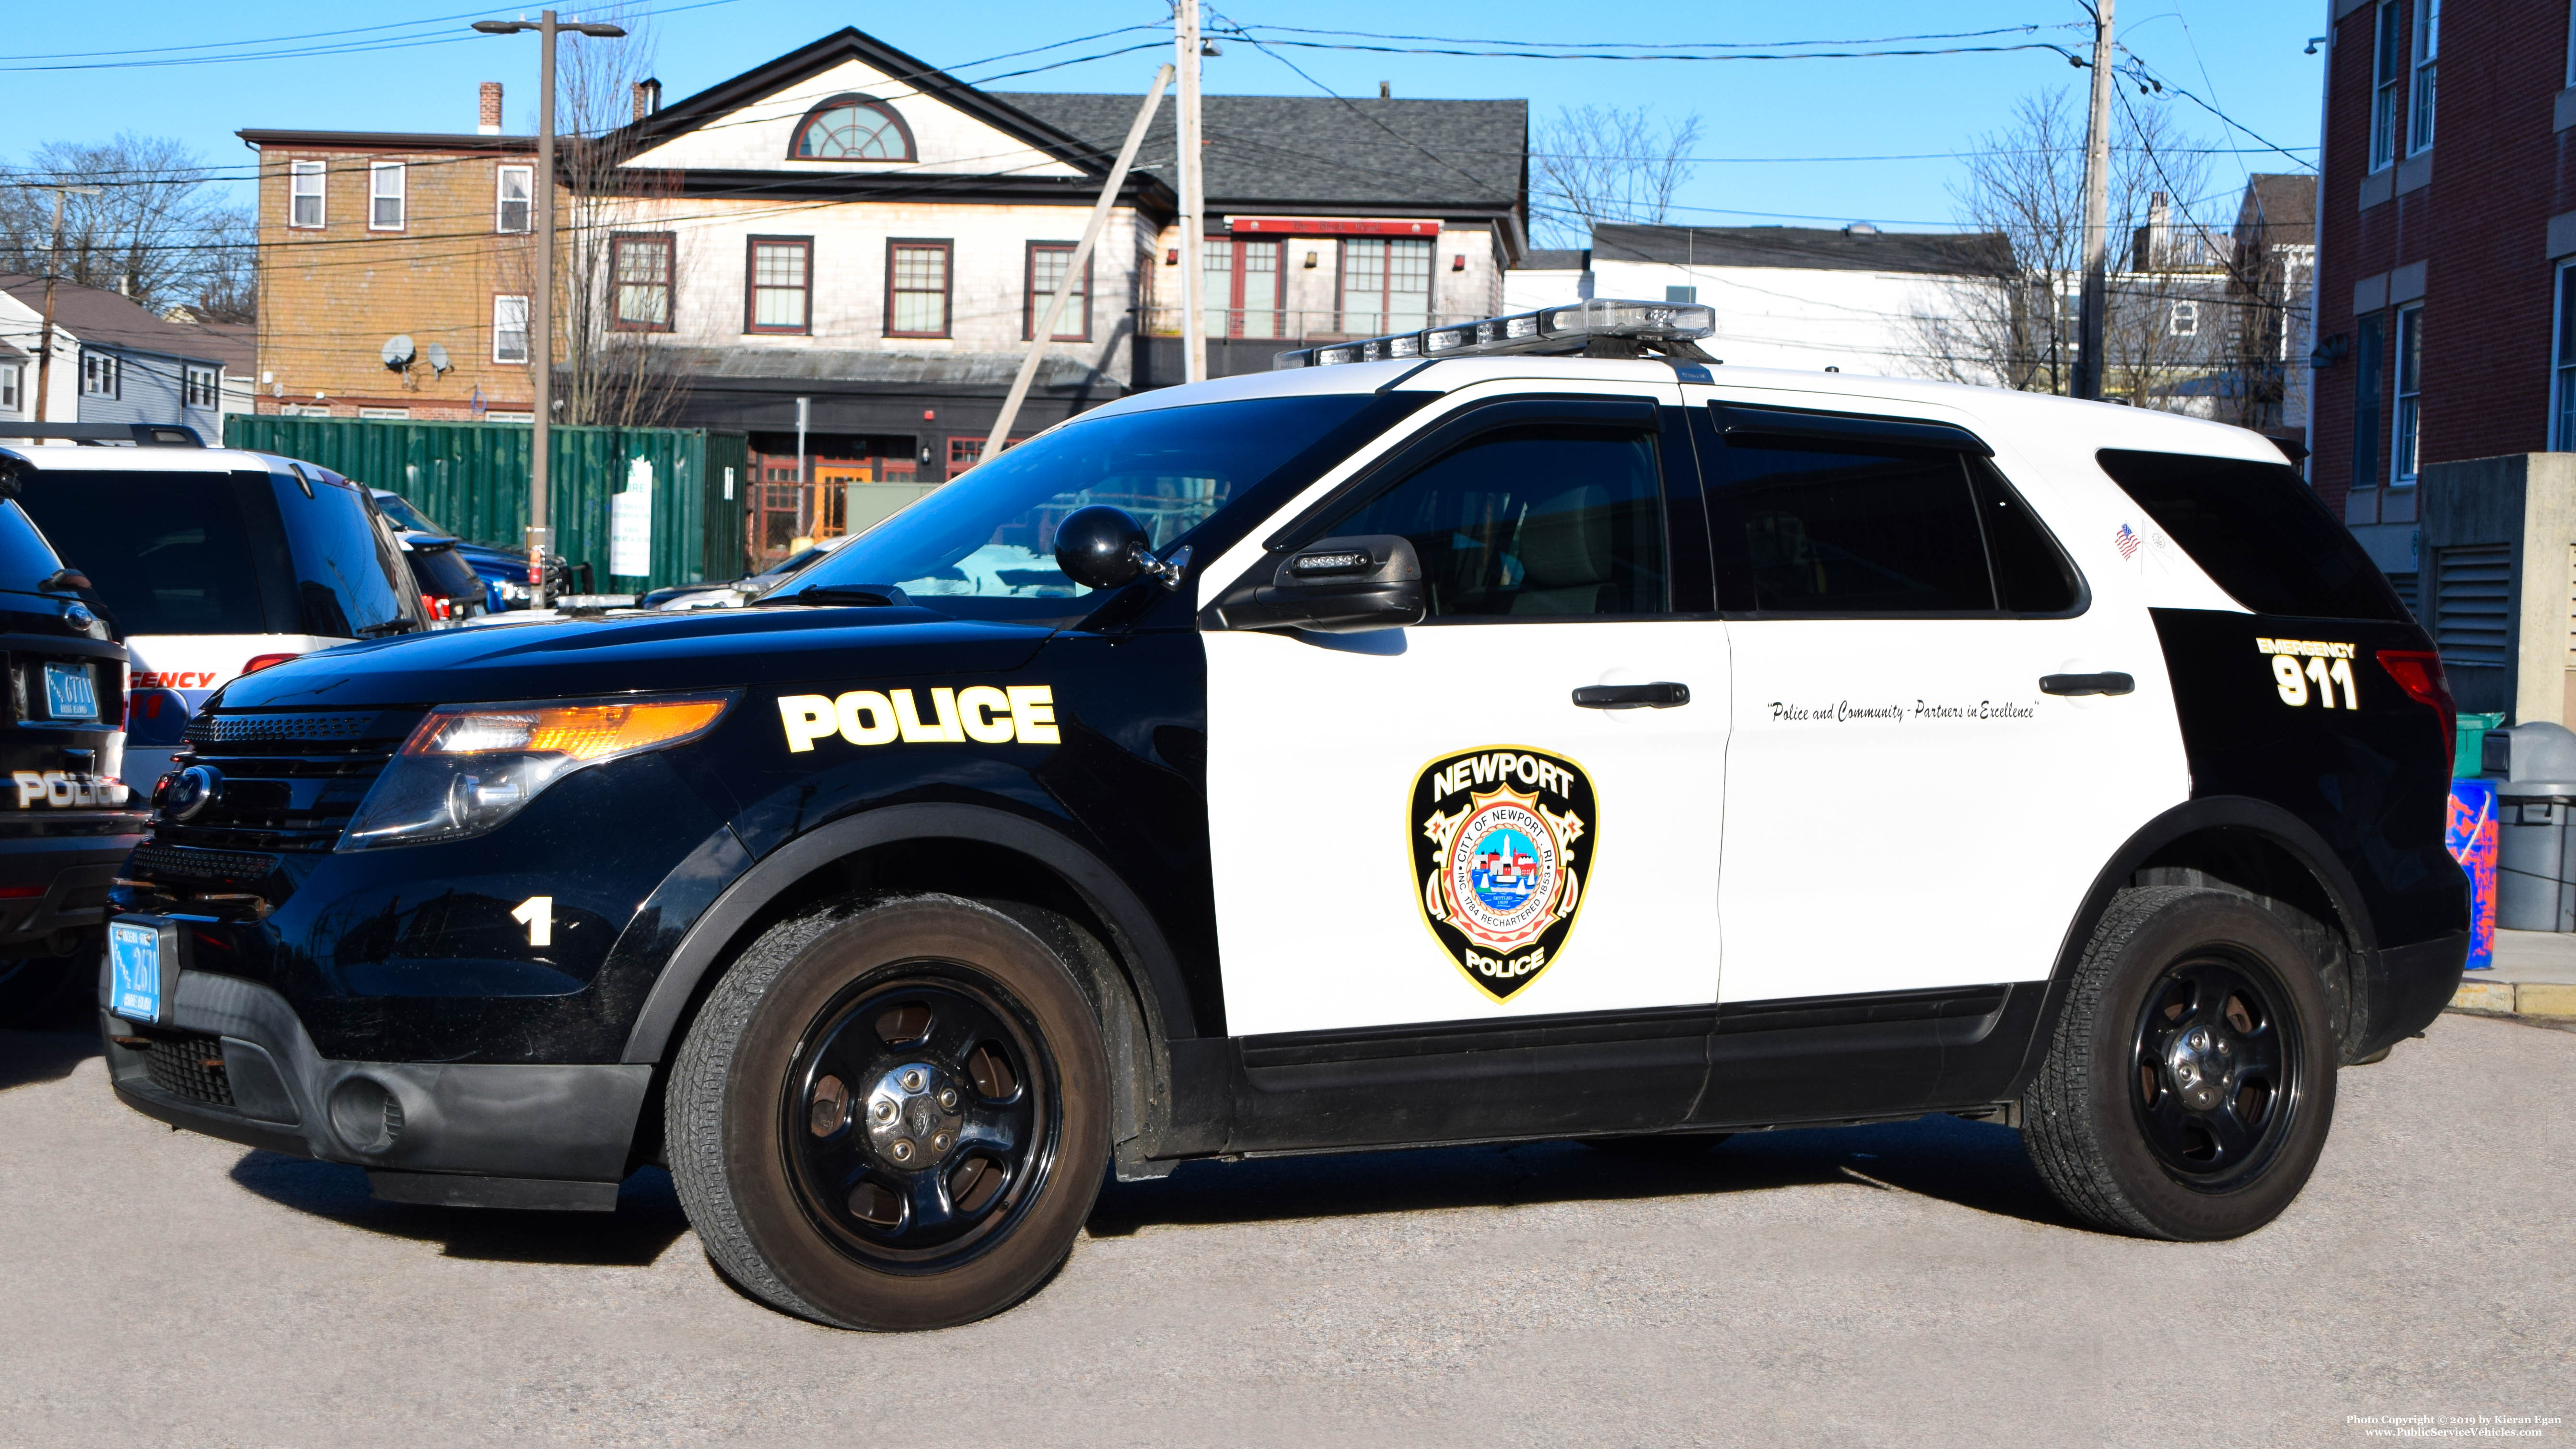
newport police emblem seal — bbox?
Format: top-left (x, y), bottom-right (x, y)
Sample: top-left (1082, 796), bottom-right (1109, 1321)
top-left (1410, 745), bottom-right (1596, 1003)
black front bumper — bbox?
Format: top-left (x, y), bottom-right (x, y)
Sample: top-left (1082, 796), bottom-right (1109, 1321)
top-left (100, 963), bottom-right (652, 1211)
top-left (0, 828), bottom-right (141, 953)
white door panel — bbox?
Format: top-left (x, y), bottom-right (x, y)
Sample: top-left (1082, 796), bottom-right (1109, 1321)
top-left (1207, 620), bottom-right (1727, 1036)
top-left (1714, 616), bottom-right (2185, 1003)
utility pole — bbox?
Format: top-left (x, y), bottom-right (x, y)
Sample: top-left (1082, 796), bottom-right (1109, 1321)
top-left (31, 185), bottom-right (100, 424)
top-left (987, 65), bottom-right (1174, 457)
top-left (2074, 0), bottom-right (2116, 401)
top-left (1175, 0), bottom-right (1207, 385)
top-left (474, 10), bottom-right (624, 604)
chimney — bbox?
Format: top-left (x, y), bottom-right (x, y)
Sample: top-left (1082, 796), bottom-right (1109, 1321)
top-left (2146, 190), bottom-right (2171, 269)
top-left (633, 78), bottom-right (662, 120)
top-left (479, 81), bottom-right (503, 135)
top-left (1378, 80), bottom-right (1391, 100)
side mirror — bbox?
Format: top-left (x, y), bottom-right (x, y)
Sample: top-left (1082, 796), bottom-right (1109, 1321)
top-left (1205, 535), bottom-right (1425, 634)
top-left (1053, 505), bottom-right (1186, 592)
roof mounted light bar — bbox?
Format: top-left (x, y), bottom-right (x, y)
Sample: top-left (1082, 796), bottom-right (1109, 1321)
top-left (1272, 298), bottom-right (1717, 370)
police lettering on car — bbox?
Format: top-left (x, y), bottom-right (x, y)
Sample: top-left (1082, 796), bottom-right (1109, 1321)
top-left (98, 300), bottom-right (2469, 1333)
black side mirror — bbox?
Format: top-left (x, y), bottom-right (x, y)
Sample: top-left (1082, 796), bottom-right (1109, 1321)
top-left (1204, 535), bottom-right (1425, 634)
top-left (38, 568), bottom-right (92, 594)
top-left (1054, 505), bottom-right (1188, 592)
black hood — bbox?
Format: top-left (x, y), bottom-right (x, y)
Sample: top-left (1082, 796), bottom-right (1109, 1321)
top-left (216, 605), bottom-right (1055, 711)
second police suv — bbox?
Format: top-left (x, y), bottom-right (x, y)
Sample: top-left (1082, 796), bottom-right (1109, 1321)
top-left (103, 300), bottom-right (2468, 1331)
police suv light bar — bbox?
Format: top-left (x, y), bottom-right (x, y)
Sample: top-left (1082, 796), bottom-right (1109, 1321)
top-left (1272, 298), bottom-right (1717, 370)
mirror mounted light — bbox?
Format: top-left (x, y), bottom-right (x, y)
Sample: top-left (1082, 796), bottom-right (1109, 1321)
top-left (1053, 505), bottom-right (1187, 592)
top-left (1204, 534), bottom-right (1425, 634)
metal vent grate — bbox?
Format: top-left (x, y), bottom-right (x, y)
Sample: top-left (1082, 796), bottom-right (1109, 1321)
top-left (142, 1034), bottom-right (234, 1107)
top-left (186, 712), bottom-right (377, 746)
top-left (2433, 544), bottom-right (2513, 667)
top-left (132, 843), bottom-right (281, 881)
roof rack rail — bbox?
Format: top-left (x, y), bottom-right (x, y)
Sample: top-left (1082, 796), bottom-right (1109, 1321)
top-left (1273, 298), bottom-right (1719, 370)
top-left (0, 422), bottom-right (205, 447)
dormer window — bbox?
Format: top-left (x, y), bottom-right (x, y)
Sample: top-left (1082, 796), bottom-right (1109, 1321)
top-left (789, 94), bottom-right (914, 162)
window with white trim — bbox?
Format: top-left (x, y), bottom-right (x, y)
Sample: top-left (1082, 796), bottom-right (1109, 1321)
top-left (2392, 303), bottom-right (2424, 487)
top-left (496, 164), bottom-right (532, 234)
top-left (2169, 300), bottom-right (2200, 336)
top-left (493, 294), bottom-right (531, 364)
top-left (290, 161), bottom-right (325, 228)
top-left (81, 353), bottom-right (118, 398)
top-left (184, 366), bottom-right (219, 408)
top-left (2370, 0), bottom-right (2403, 171)
top-left (369, 162), bottom-right (406, 230)
top-left (0, 365), bottom-right (18, 413)
top-left (2410, 0), bottom-right (2439, 155)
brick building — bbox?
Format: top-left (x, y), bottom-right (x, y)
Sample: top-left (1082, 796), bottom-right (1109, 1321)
top-left (241, 82), bottom-right (538, 422)
top-left (2312, 0), bottom-right (2576, 599)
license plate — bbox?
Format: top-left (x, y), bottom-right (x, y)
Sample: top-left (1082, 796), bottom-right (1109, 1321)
top-left (108, 919), bottom-right (162, 1022)
top-left (44, 662), bottom-right (97, 721)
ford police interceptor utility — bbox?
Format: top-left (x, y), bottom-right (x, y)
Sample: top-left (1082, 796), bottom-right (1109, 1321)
top-left (100, 301), bottom-right (2466, 1332)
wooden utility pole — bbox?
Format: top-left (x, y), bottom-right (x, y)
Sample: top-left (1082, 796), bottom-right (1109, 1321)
top-left (31, 185), bottom-right (100, 424)
top-left (987, 66), bottom-right (1174, 457)
top-left (474, 9), bottom-right (624, 603)
top-left (2074, 0), bottom-right (2116, 401)
top-left (1175, 0), bottom-right (1207, 385)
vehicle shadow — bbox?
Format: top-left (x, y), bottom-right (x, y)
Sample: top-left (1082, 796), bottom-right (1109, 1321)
top-left (1087, 1113), bottom-right (2082, 1237)
top-left (0, 1027), bottom-right (101, 1092)
top-left (226, 1152), bottom-right (693, 1267)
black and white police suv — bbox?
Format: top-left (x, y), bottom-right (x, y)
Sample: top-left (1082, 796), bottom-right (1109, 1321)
top-left (102, 301), bottom-right (2466, 1331)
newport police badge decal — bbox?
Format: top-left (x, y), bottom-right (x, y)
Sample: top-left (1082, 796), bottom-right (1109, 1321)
top-left (1410, 745), bottom-right (1596, 1003)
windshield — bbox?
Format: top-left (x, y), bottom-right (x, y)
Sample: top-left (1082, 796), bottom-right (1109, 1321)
top-left (14, 468), bottom-right (420, 639)
top-left (373, 492), bottom-right (448, 536)
top-left (789, 394), bottom-right (1389, 621)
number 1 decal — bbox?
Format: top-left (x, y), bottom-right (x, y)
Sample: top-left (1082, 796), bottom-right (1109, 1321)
top-left (512, 895), bottom-right (554, 948)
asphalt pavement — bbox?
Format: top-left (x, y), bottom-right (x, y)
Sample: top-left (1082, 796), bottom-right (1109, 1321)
top-left (1, 1005), bottom-right (2568, 1449)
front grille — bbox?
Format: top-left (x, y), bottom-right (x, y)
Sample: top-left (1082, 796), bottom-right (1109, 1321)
top-left (131, 842), bottom-right (281, 882)
top-left (142, 1033), bottom-right (234, 1107)
top-left (149, 708), bottom-right (419, 855)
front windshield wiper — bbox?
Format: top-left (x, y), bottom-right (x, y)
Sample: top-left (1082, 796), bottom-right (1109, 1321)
top-left (748, 585), bottom-right (902, 609)
top-left (356, 619), bottom-right (416, 638)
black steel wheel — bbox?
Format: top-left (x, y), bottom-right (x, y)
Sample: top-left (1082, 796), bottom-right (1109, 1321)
top-left (2127, 954), bottom-right (2303, 1193)
top-left (2023, 886), bottom-right (2338, 1241)
top-left (668, 895), bottom-right (1111, 1330)
top-left (782, 974), bottom-right (1054, 1272)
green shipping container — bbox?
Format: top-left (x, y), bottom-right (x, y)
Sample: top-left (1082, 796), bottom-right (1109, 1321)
top-left (221, 417), bottom-right (750, 593)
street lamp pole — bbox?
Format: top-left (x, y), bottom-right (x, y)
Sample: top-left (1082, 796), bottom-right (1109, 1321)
top-left (473, 10), bottom-right (624, 606)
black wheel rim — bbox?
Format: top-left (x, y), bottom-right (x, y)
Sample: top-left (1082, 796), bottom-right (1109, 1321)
top-left (780, 966), bottom-right (1057, 1273)
top-left (2128, 951), bottom-right (2304, 1193)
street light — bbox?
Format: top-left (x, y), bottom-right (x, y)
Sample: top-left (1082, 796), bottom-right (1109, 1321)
top-left (472, 11), bottom-right (625, 607)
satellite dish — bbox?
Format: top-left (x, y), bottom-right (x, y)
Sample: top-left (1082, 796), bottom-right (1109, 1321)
top-left (425, 343), bottom-right (452, 376)
top-left (381, 335), bottom-right (417, 370)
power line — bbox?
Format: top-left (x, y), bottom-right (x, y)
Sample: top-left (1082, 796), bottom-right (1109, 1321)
top-left (1227, 23), bottom-right (2080, 50)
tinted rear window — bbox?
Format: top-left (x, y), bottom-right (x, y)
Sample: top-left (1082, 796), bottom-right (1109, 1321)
top-left (0, 499), bottom-right (67, 595)
top-left (2096, 450), bottom-right (2408, 621)
top-left (15, 468), bottom-right (422, 639)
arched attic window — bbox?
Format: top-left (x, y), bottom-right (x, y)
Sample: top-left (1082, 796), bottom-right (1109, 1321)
top-left (788, 94), bottom-right (915, 162)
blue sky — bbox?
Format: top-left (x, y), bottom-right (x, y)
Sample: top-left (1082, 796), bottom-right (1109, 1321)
top-left (3, 0), bottom-right (2325, 233)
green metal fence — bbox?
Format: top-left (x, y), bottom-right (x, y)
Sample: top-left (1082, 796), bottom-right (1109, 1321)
top-left (221, 417), bottom-right (750, 592)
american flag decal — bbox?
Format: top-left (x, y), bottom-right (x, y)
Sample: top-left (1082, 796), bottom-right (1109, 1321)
top-left (2114, 524), bottom-right (2142, 560)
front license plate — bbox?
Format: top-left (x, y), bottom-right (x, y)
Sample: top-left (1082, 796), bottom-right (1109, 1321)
top-left (108, 919), bottom-right (162, 1022)
top-left (44, 663), bottom-right (97, 721)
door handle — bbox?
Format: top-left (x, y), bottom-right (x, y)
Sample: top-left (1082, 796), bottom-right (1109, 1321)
top-left (2040, 672), bottom-right (2134, 697)
top-left (1572, 682), bottom-right (1690, 709)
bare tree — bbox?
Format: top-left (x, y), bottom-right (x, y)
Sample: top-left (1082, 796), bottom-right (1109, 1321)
top-left (0, 135), bottom-right (254, 315)
top-left (1910, 89), bottom-right (2232, 411)
top-left (1530, 106), bottom-right (1703, 251)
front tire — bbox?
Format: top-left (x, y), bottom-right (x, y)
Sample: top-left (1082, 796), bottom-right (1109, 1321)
top-left (667, 894), bottom-right (1111, 1330)
top-left (2023, 886), bottom-right (2336, 1241)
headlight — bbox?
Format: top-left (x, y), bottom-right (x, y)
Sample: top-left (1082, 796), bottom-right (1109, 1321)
top-left (338, 692), bottom-right (732, 850)
top-left (496, 580), bottom-right (534, 604)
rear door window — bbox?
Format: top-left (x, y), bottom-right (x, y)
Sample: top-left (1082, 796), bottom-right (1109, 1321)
top-left (2096, 449), bottom-right (2408, 621)
top-left (276, 473), bottom-right (417, 638)
top-left (13, 470), bottom-right (278, 635)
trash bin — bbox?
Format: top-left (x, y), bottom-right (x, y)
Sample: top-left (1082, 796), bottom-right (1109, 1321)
top-left (2448, 778), bottom-right (2497, 970)
top-left (2497, 778), bottom-right (2576, 932)
top-left (2458, 710), bottom-right (2507, 778)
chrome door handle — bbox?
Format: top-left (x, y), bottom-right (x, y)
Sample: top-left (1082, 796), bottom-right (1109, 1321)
top-left (2040, 672), bottom-right (2134, 697)
top-left (1572, 682), bottom-right (1690, 709)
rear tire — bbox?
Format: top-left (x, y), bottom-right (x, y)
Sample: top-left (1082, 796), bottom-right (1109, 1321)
top-left (2023, 886), bottom-right (2336, 1241)
top-left (667, 894), bottom-right (1111, 1330)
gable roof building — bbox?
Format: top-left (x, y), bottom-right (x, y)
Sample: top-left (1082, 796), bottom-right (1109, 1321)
top-left (0, 276), bottom-right (227, 436)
